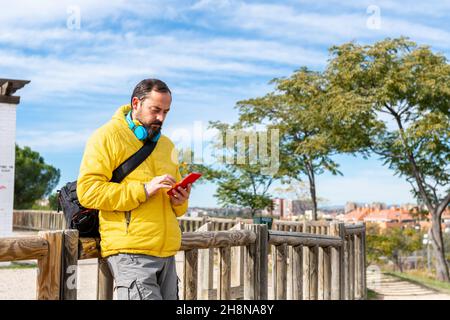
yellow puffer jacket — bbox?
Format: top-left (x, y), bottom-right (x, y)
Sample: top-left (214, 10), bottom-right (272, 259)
top-left (77, 104), bottom-right (188, 258)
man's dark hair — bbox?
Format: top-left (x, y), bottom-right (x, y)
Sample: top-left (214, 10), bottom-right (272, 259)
top-left (130, 79), bottom-right (171, 105)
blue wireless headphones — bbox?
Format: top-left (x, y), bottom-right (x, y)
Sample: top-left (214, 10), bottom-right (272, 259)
top-left (126, 111), bottom-right (161, 142)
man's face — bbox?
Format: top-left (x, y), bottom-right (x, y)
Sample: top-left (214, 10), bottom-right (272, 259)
top-left (132, 90), bottom-right (171, 134)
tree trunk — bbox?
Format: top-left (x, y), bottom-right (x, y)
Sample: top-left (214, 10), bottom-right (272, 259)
top-left (430, 213), bottom-right (450, 281)
top-left (309, 178), bottom-right (318, 221)
top-left (305, 160), bottom-right (318, 221)
top-left (389, 109), bottom-right (449, 281)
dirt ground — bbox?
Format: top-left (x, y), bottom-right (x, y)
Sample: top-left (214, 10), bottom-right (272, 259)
top-left (0, 253), bottom-right (186, 300)
top-left (367, 269), bottom-right (450, 300)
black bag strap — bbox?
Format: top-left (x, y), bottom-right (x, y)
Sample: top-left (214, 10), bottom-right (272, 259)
top-left (111, 139), bottom-right (158, 183)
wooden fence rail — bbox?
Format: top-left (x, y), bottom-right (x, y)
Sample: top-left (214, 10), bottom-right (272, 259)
top-left (13, 210), bottom-right (331, 233)
top-left (1, 220), bottom-right (366, 300)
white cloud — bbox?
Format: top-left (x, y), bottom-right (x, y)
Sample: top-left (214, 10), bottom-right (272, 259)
top-left (3, 1), bottom-right (448, 110)
top-left (294, 0), bottom-right (450, 18)
top-left (222, 3), bottom-right (450, 50)
top-left (191, 0), bottom-right (234, 11)
top-left (0, 26), bottom-right (325, 107)
top-left (16, 129), bottom-right (93, 152)
top-left (0, 0), bottom-right (167, 28)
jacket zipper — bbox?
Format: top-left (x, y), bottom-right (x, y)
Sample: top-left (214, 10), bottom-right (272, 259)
top-left (160, 194), bottom-right (166, 255)
top-left (125, 211), bottom-right (131, 234)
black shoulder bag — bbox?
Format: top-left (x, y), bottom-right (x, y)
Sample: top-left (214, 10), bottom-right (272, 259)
top-left (57, 139), bottom-right (158, 237)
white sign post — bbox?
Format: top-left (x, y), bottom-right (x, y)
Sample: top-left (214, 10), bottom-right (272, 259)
top-left (0, 79), bottom-right (29, 237)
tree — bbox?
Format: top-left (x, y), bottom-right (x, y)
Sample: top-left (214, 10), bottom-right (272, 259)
top-left (48, 193), bottom-right (59, 211)
top-left (366, 224), bottom-right (422, 272)
top-left (236, 68), bottom-right (356, 220)
top-left (190, 122), bottom-right (280, 217)
top-left (14, 144), bottom-right (60, 209)
top-left (327, 37), bottom-right (450, 280)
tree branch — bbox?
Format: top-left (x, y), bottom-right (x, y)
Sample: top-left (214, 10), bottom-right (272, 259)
top-left (369, 145), bottom-right (404, 160)
top-left (423, 179), bottom-right (440, 205)
top-left (263, 178), bottom-right (274, 195)
top-left (397, 100), bottom-right (412, 118)
top-left (249, 172), bottom-right (257, 197)
top-left (390, 107), bottom-right (434, 211)
top-left (436, 192), bottom-right (450, 218)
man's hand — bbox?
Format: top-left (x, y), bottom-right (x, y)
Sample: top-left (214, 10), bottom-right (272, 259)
top-left (144, 174), bottom-right (177, 199)
top-left (169, 183), bottom-right (191, 206)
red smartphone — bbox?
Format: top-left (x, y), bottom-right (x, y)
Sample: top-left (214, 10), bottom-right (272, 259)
top-left (167, 172), bottom-right (202, 196)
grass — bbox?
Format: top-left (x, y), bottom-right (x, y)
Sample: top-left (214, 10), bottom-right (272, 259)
top-left (366, 288), bottom-right (380, 300)
top-left (0, 261), bottom-right (37, 269)
top-left (384, 270), bottom-right (450, 295)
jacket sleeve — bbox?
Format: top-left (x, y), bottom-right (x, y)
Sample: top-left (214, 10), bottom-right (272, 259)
top-left (171, 165), bottom-right (189, 217)
top-left (77, 131), bottom-right (147, 212)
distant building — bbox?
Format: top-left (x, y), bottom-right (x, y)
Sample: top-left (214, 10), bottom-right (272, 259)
top-left (266, 198), bottom-right (314, 219)
top-left (272, 198), bottom-right (284, 218)
top-left (339, 206), bottom-right (450, 232)
top-left (345, 201), bottom-right (387, 213)
top-left (345, 202), bottom-right (358, 213)
top-left (288, 200), bottom-right (313, 216)
top-left (370, 202), bottom-right (387, 211)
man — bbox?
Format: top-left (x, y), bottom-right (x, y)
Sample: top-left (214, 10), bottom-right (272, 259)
top-left (77, 79), bottom-right (190, 300)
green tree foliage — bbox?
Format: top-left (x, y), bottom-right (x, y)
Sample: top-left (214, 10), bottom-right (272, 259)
top-left (327, 37), bottom-right (450, 280)
top-left (48, 193), bottom-right (59, 211)
top-left (14, 144), bottom-right (60, 209)
top-left (367, 224), bottom-right (423, 272)
top-left (185, 122), bottom-right (280, 217)
top-left (236, 68), bottom-right (348, 220)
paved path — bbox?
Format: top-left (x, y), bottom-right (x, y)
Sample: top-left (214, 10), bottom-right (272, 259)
top-left (0, 254), bottom-right (186, 300)
top-left (0, 230), bottom-right (185, 299)
top-left (367, 270), bottom-right (450, 300)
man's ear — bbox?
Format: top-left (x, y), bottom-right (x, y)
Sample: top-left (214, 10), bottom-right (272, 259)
top-left (131, 97), bottom-right (140, 110)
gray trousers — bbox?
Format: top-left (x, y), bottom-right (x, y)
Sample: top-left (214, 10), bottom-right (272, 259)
top-left (106, 253), bottom-right (179, 300)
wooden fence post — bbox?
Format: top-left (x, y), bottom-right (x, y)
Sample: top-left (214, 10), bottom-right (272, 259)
top-left (37, 230), bottom-right (64, 300)
top-left (292, 245), bottom-right (303, 300)
top-left (318, 246), bottom-right (324, 300)
top-left (275, 243), bottom-right (287, 300)
top-left (184, 249), bottom-right (198, 300)
top-left (97, 258), bottom-right (114, 300)
top-left (348, 234), bottom-right (355, 300)
top-left (218, 246), bottom-right (231, 299)
top-left (330, 222), bottom-right (345, 300)
top-left (260, 224), bottom-right (268, 300)
top-left (287, 245), bottom-right (293, 300)
top-left (61, 230), bottom-right (79, 300)
top-left (361, 226), bottom-right (367, 299)
top-left (244, 224), bottom-right (268, 300)
top-left (302, 246), bottom-right (310, 300)
top-left (309, 245), bottom-right (319, 300)
top-left (230, 223), bottom-right (245, 291)
top-left (355, 233), bottom-right (361, 299)
top-left (343, 233), bottom-right (350, 300)
top-left (323, 247), bottom-right (331, 300)
top-left (197, 222), bottom-right (214, 299)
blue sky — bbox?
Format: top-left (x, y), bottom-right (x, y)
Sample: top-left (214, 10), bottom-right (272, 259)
top-left (1, 0), bottom-right (449, 207)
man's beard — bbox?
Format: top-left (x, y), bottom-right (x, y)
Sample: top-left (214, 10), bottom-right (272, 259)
top-left (146, 123), bottom-right (162, 140)
top-left (141, 118), bottom-right (163, 140)
top-left (134, 112), bottom-right (162, 140)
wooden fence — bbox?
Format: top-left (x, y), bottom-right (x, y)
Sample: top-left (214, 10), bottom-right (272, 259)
top-left (13, 210), bottom-right (325, 233)
top-left (13, 210), bottom-right (67, 231)
top-left (13, 210), bottom-right (248, 232)
top-left (1, 219), bottom-right (366, 300)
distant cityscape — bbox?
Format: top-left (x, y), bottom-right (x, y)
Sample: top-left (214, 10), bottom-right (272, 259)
top-left (187, 199), bottom-right (450, 233)
top-left (187, 198), bottom-right (418, 219)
